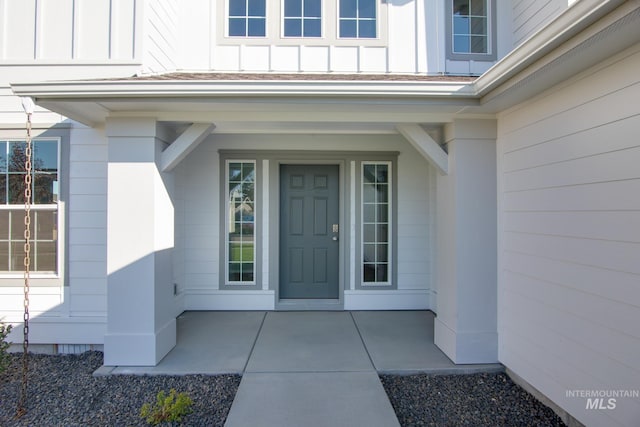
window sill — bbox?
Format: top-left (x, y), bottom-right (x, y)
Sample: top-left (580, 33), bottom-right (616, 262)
top-left (0, 274), bottom-right (62, 286)
top-left (218, 36), bottom-right (388, 48)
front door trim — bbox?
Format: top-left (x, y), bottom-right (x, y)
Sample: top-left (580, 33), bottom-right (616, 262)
top-left (274, 159), bottom-right (346, 310)
top-left (219, 149), bottom-right (399, 311)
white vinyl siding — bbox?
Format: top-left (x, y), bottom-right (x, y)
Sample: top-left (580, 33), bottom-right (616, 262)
top-left (0, 0), bottom-right (140, 62)
top-left (511, 0), bottom-right (567, 48)
top-left (497, 45), bottom-right (640, 427)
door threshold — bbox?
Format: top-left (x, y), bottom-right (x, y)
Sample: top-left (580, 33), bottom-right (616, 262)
top-left (276, 299), bottom-right (343, 311)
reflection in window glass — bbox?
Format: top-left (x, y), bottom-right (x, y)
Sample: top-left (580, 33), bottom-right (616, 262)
top-left (362, 162), bottom-right (390, 284)
top-left (0, 139), bottom-right (59, 273)
top-left (228, 0), bottom-right (266, 37)
top-left (227, 161), bottom-right (256, 283)
top-left (339, 0), bottom-right (376, 38)
top-left (1, 140), bottom-right (58, 205)
top-left (284, 0), bottom-right (322, 37)
top-left (0, 208), bottom-right (58, 273)
top-left (452, 0), bottom-right (488, 54)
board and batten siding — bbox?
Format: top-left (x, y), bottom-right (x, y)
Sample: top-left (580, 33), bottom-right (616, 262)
top-left (180, 0), bottom-right (431, 74)
top-left (0, 0), bottom-right (139, 62)
top-left (175, 134), bottom-right (434, 310)
top-left (497, 44), bottom-right (640, 426)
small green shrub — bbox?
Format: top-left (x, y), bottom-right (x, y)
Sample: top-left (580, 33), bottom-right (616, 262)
top-left (0, 321), bottom-right (12, 374)
top-left (140, 389), bottom-right (193, 426)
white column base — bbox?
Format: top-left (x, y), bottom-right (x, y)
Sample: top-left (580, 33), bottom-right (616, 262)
top-left (104, 318), bottom-right (176, 366)
top-left (435, 317), bottom-right (498, 364)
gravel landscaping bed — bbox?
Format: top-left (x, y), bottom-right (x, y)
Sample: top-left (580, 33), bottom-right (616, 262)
top-left (1, 352), bottom-right (565, 426)
top-left (0, 352), bottom-right (240, 426)
top-left (381, 373), bottom-right (565, 426)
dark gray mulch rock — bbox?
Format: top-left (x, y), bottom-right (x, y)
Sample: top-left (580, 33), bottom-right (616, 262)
top-left (0, 351), bottom-right (240, 426)
top-left (381, 372), bottom-right (565, 427)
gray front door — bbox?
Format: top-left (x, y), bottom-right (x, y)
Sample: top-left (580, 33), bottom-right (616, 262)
top-left (280, 164), bottom-right (339, 299)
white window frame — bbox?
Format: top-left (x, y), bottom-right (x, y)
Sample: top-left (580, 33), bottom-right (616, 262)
top-left (0, 137), bottom-right (61, 278)
top-left (225, 159), bottom-right (257, 285)
top-left (360, 160), bottom-right (392, 286)
top-left (218, 0), bottom-right (388, 46)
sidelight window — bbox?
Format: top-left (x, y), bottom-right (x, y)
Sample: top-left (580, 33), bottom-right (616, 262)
top-left (361, 161), bottom-right (390, 284)
top-left (226, 160), bottom-right (256, 283)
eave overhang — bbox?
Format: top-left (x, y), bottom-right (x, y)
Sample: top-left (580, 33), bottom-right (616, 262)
top-left (10, 0), bottom-right (640, 127)
top-left (10, 79), bottom-right (480, 128)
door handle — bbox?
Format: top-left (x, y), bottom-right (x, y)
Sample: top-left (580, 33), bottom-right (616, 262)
top-left (332, 236), bottom-right (338, 241)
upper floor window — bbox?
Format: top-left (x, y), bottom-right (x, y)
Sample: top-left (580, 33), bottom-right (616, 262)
top-left (229, 0), bottom-right (266, 37)
top-left (0, 139), bottom-right (59, 274)
top-left (284, 0), bottom-right (322, 37)
top-left (339, 0), bottom-right (376, 39)
top-left (447, 0), bottom-right (496, 61)
top-left (219, 0), bottom-right (387, 46)
top-left (453, 0), bottom-right (490, 54)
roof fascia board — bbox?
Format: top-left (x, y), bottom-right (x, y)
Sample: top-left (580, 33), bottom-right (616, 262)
top-left (11, 80), bottom-right (476, 98)
top-left (474, 0), bottom-right (628, 96)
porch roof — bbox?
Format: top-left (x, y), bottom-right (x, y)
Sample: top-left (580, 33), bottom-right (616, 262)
top-left (10, 73), bottom-right (480, 127)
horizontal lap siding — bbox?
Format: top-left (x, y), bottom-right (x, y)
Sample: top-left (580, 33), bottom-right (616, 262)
top-left (497, 46), bottom-right (640, 426)
top-left (68, 127), bottom-right (108, 316)
top-left (512, 0), bottom-right (566, 47)
top-left (396, 147), bottom-right (432, 290)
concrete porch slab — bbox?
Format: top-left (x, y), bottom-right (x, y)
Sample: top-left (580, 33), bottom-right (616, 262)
top-left (353, 311), bottom-right (503, 374)
top-left (245, 311), bottom-right (373, 373)
top-left (109, 311), bottom-right (265, 375)
top-left (224, 372), bottom-right (400, 427)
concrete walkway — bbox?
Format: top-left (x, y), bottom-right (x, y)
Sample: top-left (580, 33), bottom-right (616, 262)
top-left (97, 311), bottom-right (503, 426)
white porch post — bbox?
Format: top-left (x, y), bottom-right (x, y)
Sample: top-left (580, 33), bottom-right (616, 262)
top-left (434, 119), bottom-right (498, 364)
top-left (104, 117), bottom-right (177, 366)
